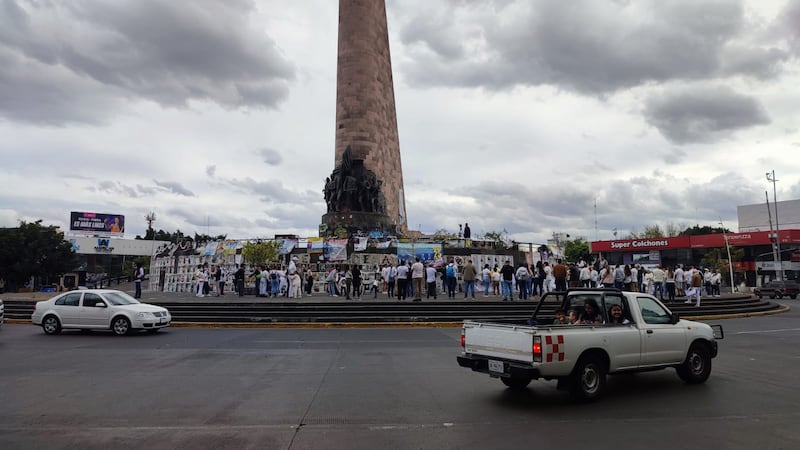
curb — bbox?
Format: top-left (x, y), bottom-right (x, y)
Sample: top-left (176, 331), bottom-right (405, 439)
top-left (5, 304), bottom-right (789, 329)
top-left (4, 318), bottom-right (463, 329)
top-left (683, 304), bottom-right (791, 321)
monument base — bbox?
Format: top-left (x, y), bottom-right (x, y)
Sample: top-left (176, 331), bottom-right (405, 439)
top-left (320, 211), bottom-right (399, 237)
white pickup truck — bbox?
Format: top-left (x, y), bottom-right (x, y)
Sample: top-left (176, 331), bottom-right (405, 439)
top-left (457, 288), bottom-right (723, 401)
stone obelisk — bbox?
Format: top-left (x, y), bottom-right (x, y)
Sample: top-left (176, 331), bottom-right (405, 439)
top-left (321, 0), bottom-right (407, 237)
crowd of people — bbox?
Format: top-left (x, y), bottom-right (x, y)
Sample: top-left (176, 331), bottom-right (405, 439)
top-left (185, 254), bottom-right (723, 308)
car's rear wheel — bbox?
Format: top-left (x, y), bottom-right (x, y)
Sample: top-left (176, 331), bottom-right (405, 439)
top-left (770, 292), bottom-right (777, 299)
top-left (42, 315), bottom-right (61, 335)
top-left (676, 344), bottom-right (712, 384)
top-left (570, 356), bottom-right (607, 401)
top-left (501, 375), bottom-right (532, 390)
top-left (755, 293), bottom-right (762, 299)
top-left (775, 292), bottom-right (783, 299)
top-left (111, 316), bottom-right (132, 336)
top-left (790, 295), bottom-right (797, 300)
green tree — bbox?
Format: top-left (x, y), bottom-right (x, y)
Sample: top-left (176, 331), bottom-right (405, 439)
top-left (680, 225), bottom-right (728, 236)
top-left (432, 228), bottom-right (458, 243)
top-left (0, 221), bottom-right (77, 291)
top-left (564, 237), bottom-right (591, 263)
top-left (241, 240), bottom-right (279, 266)
top-left (483, 229), bottom-right (509, 251)
top-left (700, 246), bottom-right (743, 287)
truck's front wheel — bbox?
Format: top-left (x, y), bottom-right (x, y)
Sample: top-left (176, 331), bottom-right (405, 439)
top-left (676, 344), bottom-right (711, 384)
top-left (501, 376), bottom-right (532, 390)
top-left (570, 356), bottom-right (607, 401)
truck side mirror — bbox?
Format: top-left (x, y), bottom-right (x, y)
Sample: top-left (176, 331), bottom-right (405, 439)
top-left (670, 312), bottom-right (680, 324)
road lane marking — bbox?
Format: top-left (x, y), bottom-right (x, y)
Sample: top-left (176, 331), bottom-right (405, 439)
top-left (735, 327), bottom-right (800, 335)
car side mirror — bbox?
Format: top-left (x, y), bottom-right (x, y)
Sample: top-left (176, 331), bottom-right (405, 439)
top-left (670, 312), bottom-right (680, 324)
top-left (95, 302), bottom-right (107, 308)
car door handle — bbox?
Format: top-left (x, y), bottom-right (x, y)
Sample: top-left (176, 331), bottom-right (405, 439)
top-left (646, 329), bottom-right (654, 334)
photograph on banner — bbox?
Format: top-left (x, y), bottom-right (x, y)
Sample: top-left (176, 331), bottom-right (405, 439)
top-left (396, 242), bottom-right (443, 265)
top-left (324, 239), bottom-right (348, 261)
top-left (354, 236), bottom-right (368, 252)
top-left (471, 254), bottom-right (514, 270)
top-left (223, 240), bottom-right (242, 255)
top-left (278, 239), bottom-right (298, 255)
top-left (307, 237), bottom-right (324, 253)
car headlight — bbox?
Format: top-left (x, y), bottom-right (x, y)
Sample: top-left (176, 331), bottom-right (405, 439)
top-left (136, 312), bottom-right (155, 319)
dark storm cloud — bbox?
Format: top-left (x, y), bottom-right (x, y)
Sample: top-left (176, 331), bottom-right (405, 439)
top-left (396, 0), bottom-right (791, 95)
top-left (643, 85), bottom-right (770, 144)
top-left (258, 148), bottom-right (283, 166)
top-left (153, 180), bottom-right (195, 197)
top-left (0, 0), bottom-right (295, 125)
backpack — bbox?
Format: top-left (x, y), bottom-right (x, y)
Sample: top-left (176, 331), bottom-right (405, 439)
top-left (446, 265), bottom-right (455, 277)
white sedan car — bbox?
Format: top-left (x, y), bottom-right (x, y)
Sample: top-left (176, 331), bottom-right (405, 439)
top-left (31, 289), bottom-right (171, 335)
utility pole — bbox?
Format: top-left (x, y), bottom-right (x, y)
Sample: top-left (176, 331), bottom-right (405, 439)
top-left (766, 170), bottom-right (782, 281)
top-left (719, 218), bottom-right (736, 293)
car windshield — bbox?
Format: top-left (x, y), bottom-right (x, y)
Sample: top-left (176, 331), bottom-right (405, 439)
top-left (103, 292), bottom-right (140, 306)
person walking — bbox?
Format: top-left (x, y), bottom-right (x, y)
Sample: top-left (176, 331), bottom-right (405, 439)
top-left (686, 266), bottom-right (703, 306)
top-left (133, 262), bottom-right (144, 299)
top-left (462, 259), bottom-right (478, 299)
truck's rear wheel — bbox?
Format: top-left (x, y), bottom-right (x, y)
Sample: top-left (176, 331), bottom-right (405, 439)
top-left (676, 344), bottom-right (711, 384)
top-left (570, 356), bottom-right (607, 401)
top-left (501, 376), bottom-right (532, 390)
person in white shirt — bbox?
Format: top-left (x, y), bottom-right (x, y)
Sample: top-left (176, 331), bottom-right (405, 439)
top-left (381, 264), bottom-right (391, 294)
top-left (195, 265), bottom-right (206, 297)
top-left (481, 264), bottom-right (492, 297)
top-left (711, 269), bottom-right (722, 297)
top-left (411, 257), bottom-right (425, 301)
top-left (425, 263), bottom-right (437, 299)
top-left (579, 266), bottom-right (591, 287)
top-left (674, 265), bottom-right (685, 297)
top-left (396, 262), bottom-right (409, 300)
top-left (589, 266), bottom-right (599, 288)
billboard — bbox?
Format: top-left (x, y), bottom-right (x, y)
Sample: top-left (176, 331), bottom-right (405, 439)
top-left (70, 211), bottom-right (125, 235)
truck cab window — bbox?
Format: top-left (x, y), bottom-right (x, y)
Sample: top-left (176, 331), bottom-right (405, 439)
top-left (637, 296), bottom-right (671, 324)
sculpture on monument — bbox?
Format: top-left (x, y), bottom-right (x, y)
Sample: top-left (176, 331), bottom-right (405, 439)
top-left (323, 145), bottom-right (387, 215)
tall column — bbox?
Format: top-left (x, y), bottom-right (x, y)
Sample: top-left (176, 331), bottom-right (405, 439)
top-left (328, 0), bottom-right (407, 233)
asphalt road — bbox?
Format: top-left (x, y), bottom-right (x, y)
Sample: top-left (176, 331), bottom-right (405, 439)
top-left (1, 308), bottom-right (799, 450)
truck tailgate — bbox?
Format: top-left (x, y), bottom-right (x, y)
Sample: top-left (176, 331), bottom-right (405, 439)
top-left (464, 322), bottom-right (534, 363)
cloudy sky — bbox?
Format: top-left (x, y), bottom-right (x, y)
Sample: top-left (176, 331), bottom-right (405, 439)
top-left (1, 0), bottom-right (798, 244)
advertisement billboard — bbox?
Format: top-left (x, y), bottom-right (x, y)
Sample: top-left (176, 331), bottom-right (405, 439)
top-left (69, 211), bottom-right (125, 235)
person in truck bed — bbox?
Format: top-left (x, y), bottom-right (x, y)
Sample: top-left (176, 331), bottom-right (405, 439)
top-left (553, 309), bottom-right (568, 325)
top-left (579, 300), bottom-right (604, 324)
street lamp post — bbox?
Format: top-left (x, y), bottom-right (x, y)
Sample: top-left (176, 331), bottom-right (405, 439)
top-left (719, 218), bottom-right (736, 293)
top-left (766, 171), bottom-right (782, 281)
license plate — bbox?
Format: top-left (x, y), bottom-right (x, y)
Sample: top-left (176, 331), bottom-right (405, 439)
top-left (159, 319), bottom-right (167, 324)
top-left (488, 360), bottom-right (504, 373)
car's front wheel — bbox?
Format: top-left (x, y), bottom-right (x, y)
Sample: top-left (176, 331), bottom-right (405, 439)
top-left (755, 292), bottom-right (762, 299)
top-left (111, 316), bottom-right (132, 336)
top-left (42, 315), bottom-right (61, 335)
top-left (676, 344), bottom-right (712, 384)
